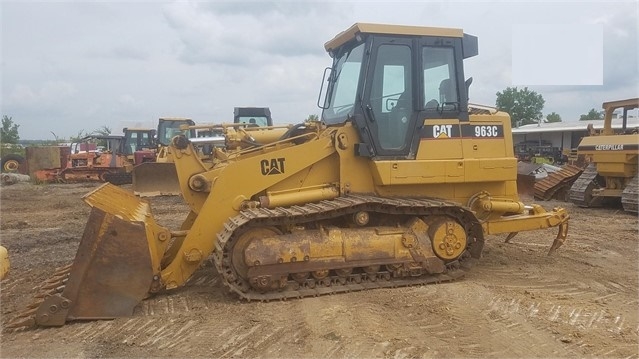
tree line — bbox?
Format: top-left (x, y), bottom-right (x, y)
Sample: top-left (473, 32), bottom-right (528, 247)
top-left (1, 115), bottom-right (112, 145)
top-left (495, 87), bottom-right (605, 127)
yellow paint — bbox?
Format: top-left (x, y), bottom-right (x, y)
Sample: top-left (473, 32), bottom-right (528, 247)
top-left (0, 246), bottom-right (9, 280)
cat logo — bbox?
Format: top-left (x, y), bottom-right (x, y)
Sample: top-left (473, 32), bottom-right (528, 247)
top-left (420, 124), bottom-right (460, 139)
top-left (260, 158), bottom-right (286, 175)
top-left (432, 124), bottom-right (453, 138)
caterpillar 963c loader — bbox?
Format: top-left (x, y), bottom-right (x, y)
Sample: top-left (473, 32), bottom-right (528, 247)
top-left (8, 23), bottom-right (569, 329)
top-left (569, 98), bottom-right (639, 212)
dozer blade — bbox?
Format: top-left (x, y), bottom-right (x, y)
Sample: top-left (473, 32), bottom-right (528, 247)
top-left (7, 184), bottom-right (163, 329)
top-left (132, 162), bottom-right (181, 197)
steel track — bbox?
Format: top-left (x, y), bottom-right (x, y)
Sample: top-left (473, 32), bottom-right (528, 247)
top-left (621, 173), bottom-right (639, 213)
top-left (213, 195), bottom-right (484, 302)
top-left (569, 163), bottom-right (599, 207)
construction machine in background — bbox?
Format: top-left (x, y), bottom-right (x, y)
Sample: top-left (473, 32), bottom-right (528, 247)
top-left (132, 109), bottom-right (274, 197)
top-left (569, 98), bottom-right (639, 212)
top-left (533, 164), bottom-right (584, 201)
top-left (8, 23), bottom-right (570, 329)
top-left (105, 127), bottom-right (157, 183)
top-left (30, 128), bottom-right (156, 184)
top-left (514, 140), bottom-right (564, 165)
top-left (1, 153), bottom-right (26, 174)
top-left (233, 106), bottom-right (273, 127)
top-left (131, 117), bottom-right (196, 196)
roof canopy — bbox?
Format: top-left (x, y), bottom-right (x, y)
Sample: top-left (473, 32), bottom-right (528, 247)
top-left (324, 23), bottom-right (463, 52)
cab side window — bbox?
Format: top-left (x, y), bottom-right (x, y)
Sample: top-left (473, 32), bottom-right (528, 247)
top-left (423, 47), bottom-right (458, 111)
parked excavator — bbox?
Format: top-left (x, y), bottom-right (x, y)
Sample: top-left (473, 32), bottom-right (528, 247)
top-left (7, 23), bottom-right (570, 329)
top-left (569, 98), bottom-right (639, 212)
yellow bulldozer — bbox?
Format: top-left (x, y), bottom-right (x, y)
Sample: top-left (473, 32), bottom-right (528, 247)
top-left (569, 98), bottom-right (639, 212)
top-left (8, 23), bottom-right (570, 329)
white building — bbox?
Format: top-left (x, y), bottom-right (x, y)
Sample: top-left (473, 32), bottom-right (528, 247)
top-left (512, 117), bottom-right (639, 152)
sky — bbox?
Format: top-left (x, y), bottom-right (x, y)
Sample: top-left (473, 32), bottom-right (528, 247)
top-left (1, 0), bottom-right (638, 140)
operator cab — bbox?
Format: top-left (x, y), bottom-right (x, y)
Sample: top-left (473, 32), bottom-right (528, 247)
top-left (320, 23), bottom-right (478, 159)
top-left (234, 107), bottom-right (273, 127)
top-left (157, 118), bottom-right (196, 147)
top-left (122, 128), bottom-right (156, 155)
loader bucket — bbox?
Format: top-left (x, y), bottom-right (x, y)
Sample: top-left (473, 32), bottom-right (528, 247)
top-left (132, 162), bottom-right (181, 197)
top-left (7, 184), bottom-right (164, 329)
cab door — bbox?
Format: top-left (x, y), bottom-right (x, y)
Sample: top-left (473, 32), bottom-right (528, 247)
top-left (361, 37), bottom-right (416, 159)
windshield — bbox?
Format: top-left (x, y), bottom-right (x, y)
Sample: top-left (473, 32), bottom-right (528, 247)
top-left (158, 120), bottom-right (194, 146)
top-left (322, 42), bottom-right (365, 124)
top-left (236, 116), bottom-right (269, 127)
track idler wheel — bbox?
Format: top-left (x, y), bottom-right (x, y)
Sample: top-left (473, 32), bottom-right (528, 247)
top-left (427, 217), bottom-right (467, 261)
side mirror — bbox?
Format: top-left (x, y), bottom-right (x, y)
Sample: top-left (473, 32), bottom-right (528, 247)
top-left (317, 67), bottom-right (332, 110)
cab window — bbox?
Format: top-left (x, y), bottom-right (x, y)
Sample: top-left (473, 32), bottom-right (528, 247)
top-left (422, 47), bottom-right (458, 111)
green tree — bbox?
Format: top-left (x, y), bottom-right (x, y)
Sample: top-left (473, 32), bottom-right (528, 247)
top-left (495, 87), bottom-right (545, 127)
top-left (1, 115), bottom-right (20, 144)
top-left (306, 114), bottom-right (319, 121)
top-left (579, 108), bottom-right (603, 121)
top-left (545, 112), bottom-right (562, 123)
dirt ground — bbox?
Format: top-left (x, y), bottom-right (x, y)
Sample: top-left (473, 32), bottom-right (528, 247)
top-left (0, 182), bottom-right (637, 358)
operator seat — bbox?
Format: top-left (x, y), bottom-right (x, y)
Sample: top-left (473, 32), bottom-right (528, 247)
top-left (387, 91), bottom-right (412, 149)
top-left (439, 78), bottom-right (456, 106)
top-left (425, 78), bottom-right (457, 110)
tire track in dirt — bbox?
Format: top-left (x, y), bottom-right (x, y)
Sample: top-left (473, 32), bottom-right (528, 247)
top-left (478, 265), bottom-right (637, 331)
top-left (401, 283), bottom-right (577, 358)
top-left (471, 261), bottom-right (639, 358)
top-left (293, 294), bottom-right (397, 358)
top-left (286, 281), bottom-right (579, 358)
top-left (23, 267), bottom-right (308, 357)
top-left (2, 266), bottom-right (635, 358)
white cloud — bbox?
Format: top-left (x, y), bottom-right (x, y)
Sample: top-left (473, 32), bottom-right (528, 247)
top-left (7, 81), bottom-right (77, 107)
top-left (162, 1), bottom-right (337, 66)
top-left (512, 24), bottom-right (603, 86)
top-left (7, 85), bottom-right (38, 106)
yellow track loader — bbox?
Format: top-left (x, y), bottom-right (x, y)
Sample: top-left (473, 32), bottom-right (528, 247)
top-left (9, 23), bottom-right (569, 329)
top-left (131, 117), bottom-right (195, 196)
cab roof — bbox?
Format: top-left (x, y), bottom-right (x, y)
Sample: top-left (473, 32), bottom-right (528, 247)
top-left (324, 23), bottom-right (464, 52)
